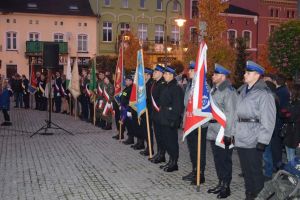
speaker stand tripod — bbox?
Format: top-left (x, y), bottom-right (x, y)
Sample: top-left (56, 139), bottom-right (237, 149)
top-left (30, 70), bottom-right (74, 137)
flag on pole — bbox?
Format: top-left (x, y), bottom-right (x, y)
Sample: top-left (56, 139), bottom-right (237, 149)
top-left (69, 58), bottom-right (81, 98)
top-left (28, 65), bottom-right (37, 94)
top-left (114, 45), bottom-right (124, 103)
top-left (183, 41), bottom-right (212, 141)
top-left (89, 59), bottom-right (97, 94)
top-left (129, 49), bottom-right (147, 121)
top-left (66, 56), bottom-right (72, 89)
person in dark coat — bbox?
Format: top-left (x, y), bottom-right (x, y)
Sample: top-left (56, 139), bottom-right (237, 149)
top-left (149, 65), bottom-right (167, 164)
top-left (21, 75), bottom-right (30, 109)
top-left (157, 66), bottom-right (184, 172)
top-left (0, 79), bottom-right (13, 126)
top-left (282, 84), bottom-right (300, 162)
top-left (272, 74), bottom-right (290, 170)
top-left (139, 67), bottom-right (154, 156)
top-left (53, 71), bottom-right (62, 113)
top-left (14, 74), bottom-right (23, 108)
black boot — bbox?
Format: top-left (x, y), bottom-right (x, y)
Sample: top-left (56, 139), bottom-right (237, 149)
top-left (182, 170), bottom-right (196, 181)
top-left (140, 147), bottom-right (154, 156)
top-left (159, 158), bottom-right (172, 169)
top-left (190, 172), bottom-right (205, 185)
top-left (149, 149), bottom-right (160, 161)
top-left (207, 180), bottom-right (223, 194)
top-left (217, 183), bottom-right (231, 199)
top-left (133, 139), bottom-right (145, 150)
top-left (245, 192), bottom-right (257, 200)
top-left (122, 136), bottom-right (134, 145)
top-left (103, 122), bottom-right (112, 130)
top-left (153, 150), bottom-right (166, 164)
top-left (163, 158), bottom-right (178, 172)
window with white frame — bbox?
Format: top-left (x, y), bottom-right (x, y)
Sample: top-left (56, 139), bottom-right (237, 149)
top-left (140, 0), bottom-right (145, 8)
top-left (227, 30), bottom-right (237, 47)
top-left (120, 23), bottom-right (130, 35)
top-left (171, 25), bottom-right (179, 43)
top-left (190, 27), bottom-right (198, 43)
top-left (155, 24), bottom-right (164, 44)
top-left (191, 0), bottom-right (199, 19)
top-left (103, 22), bottom-right (112, 42)
top-left (173, 1), bottom-right (178, 11)
top-left (138, 24), bottom-right (148, 41)
top-left (122, 0), bottom-right (128, 8)
top-left (156, 0), bottom-right (162, 10)
top-left (104, 0), bottom-right (110, 6)
top-left (29, 32), bottom-right (39, 41)
top-left (6, 31), bottom-right (17, 50)
top-left (54, 33), bottom-right (64, 42)
top-left (78, 34), bottom-right (88, 52)
top-left (243, 31), bottom-right (251, 49)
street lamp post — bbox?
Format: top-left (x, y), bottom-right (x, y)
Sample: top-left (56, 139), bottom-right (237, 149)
top-left (164, 0), bottom-right (186, 67)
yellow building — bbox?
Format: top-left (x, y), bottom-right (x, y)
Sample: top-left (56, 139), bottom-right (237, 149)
top-left (0, 0), bottom-right (97, 78)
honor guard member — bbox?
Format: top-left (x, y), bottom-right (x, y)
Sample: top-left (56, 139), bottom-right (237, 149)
top-left (112, 74), bottom-right (133, 142)
top-left (140, 67), bottom-right (154, 156)
top-left (96, 70), bottom-right (105, 127)
top-left (53, 71), bottom-right (62, 113)
top-left (21, 75), bottom-right (30, 109)
top-left (206, 64), bottom-right (237, 198)
top-left (157, 66), bottom-right (184, 172)
top-left (38, 74), bottom-right (47, 111)
top-left (233, 61), bottom-right (276, 200)
top-left (80, 69), bottom-right (90, 121)
top-left (149, 65), bottom-right (167, 163)
top-left (182, 61), bottom-right (208, 184)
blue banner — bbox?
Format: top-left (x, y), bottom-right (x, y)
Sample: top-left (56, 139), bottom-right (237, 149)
top-left (136, 50), bottom-right (147, 119)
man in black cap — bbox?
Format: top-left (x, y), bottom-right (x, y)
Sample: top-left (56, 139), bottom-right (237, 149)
top-left (140, 67), bottom-right (154, 156)
top-left (182, 61), bottom-right (208, 184)
top-left (149, 65), bottom-right (167, 164)
top-left (157, 66), bottom-right (184, 172)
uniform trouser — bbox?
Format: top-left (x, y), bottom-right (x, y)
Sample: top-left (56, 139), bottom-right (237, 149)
top-left (23, 93), bottom-right (29, 108)
top-left (40, 97), bottom-right (48, 111)
top-left (2, 109), bottom-right (10, 121)
top-left (113, 101), bottom-right (121, 130)
top-left (81, 96), bottom-right (89, 120)
top-left (35, 93), bottom-right (40, 109)
top-left (54, 96), bottom-right (61, 113)
top-left (15, 92), bottom-right (23, 108)
top-left (186, 127), bottom-right (207, 173)
top-left (237, 147), bottom-right (264, 195)
top-left (161, 125), bottom-right (179, 159)
top-left (89, 102), bottom-right (94, 122)
top-left (153, 122), bottom-right (166, 153)
top-left (211, 141), bottom-right (233, 184)
top-left (271, 128), bottom-right (283, 169)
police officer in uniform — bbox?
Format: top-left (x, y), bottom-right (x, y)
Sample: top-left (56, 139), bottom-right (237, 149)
top-left (21, 75), bottom-right (30, 109)
top-left (157, 66), bottom-right (184, 172)
top-left (149, 65), bottom-right (166, 163)
top-left (233, 61), bottom-right (276, 200)
top-left (182, 61), bottom-right (208, 184)
top-left (140, 67), bottom-right (154, 156)
top-left (206, 64), bottom-right (237, 198)
top-left (80, 69), bottom-right (90, 121)
top-left (38, 74), bottom-right (47, 111)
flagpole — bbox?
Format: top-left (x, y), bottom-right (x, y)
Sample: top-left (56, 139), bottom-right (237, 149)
top-left (145, 109), bottom-right (153, 158)
top-left (75, 98), bottom-right (77, 120)
top-left (196, 127), bottom-right (202, 192)
top-left (93, 96), bottom-right (96, 125)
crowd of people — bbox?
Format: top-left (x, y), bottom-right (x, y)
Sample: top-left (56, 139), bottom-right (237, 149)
top-left (0, 60), bottom-right (300, 200)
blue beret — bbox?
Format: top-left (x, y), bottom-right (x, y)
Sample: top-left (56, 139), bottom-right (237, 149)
top-left (246, 61), bottom-right (265, 75)
top-left (154, 65), bottom-right (164, 73)
top-left (144, 67), bottom-right (153, 74)
top-left (189, 61), bottom-right (195, 69)
top-left (214, 63), bottom-right (231, 75)
top-left (164, 66), bottom-right (176, 75)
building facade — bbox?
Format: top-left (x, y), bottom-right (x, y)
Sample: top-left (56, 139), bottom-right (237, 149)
top-left (0, 0), bottom-right (97, 78)
top-left (184, 0), bottom-right (298, 61)
top-left (90, 0), bottom-right (185, 65)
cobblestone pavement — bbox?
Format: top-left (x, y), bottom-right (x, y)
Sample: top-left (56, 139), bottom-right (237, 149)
top-left (0, 108), bottom-right (246, 200)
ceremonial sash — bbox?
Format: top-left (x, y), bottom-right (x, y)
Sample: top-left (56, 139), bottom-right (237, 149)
top-left (61, 84), bottom-right (67, 96)
top-left (97, 85), bottom-right (103, 96)
top-left (97, 100), bottom-right (104, 109)
top-left (151, 84), bottom-right (160, 112)
top-left (103, 102), bottom-right (113, 116)
top-left (85, 84), bottom-right (92, 97)
top-left (39, 83), bottom-right (45, 94)
top-left (103, 87), bottom-right (109, 101)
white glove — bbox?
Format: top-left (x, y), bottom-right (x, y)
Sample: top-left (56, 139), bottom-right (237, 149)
top-left (127, 112), bottom-right (132, 117)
